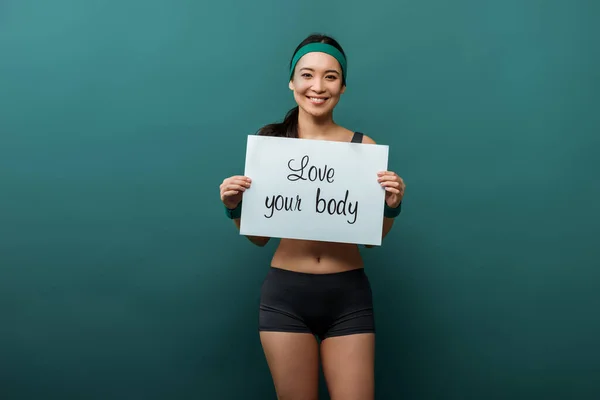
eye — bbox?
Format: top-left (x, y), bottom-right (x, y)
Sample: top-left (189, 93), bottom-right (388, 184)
top-left (326, 75), bottom-right (338, 80)
top-left (301, 73), bottom-right (312, 78)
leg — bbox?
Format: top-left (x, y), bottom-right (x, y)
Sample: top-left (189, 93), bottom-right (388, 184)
top-left (319, 269), bottom-right (376, 399)
top-left (320, 333), bottom-right (375, 400)
top-left (260, 331), bottom-right (320, 400)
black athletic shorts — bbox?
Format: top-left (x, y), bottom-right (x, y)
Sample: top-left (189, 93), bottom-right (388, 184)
top-left (258, 266), bottom-right (375, 340)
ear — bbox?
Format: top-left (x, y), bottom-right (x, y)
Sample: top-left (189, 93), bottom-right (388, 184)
top-left (340, 84), bottom-right (346, 94)
top-left (289, 79), bottom-right (295, 91)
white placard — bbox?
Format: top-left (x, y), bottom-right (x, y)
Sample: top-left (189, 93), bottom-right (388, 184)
top-left (239, 135), bottom-right (389, 246)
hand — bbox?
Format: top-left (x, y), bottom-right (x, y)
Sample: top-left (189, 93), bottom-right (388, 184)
top-left (220, 175), bottom-right (252, 209)
top-left (377, 171), bottom-right (405, 208)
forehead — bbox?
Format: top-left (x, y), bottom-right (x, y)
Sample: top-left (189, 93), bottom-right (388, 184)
top-left (296, 52), bottom-right (341, 72)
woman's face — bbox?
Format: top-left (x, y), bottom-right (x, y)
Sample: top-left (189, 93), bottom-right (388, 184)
top-left (289, 51), bottom-right (346, 119)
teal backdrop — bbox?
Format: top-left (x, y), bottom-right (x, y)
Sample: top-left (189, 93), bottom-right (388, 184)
top-left (1, 0), bottom-right (599, 399)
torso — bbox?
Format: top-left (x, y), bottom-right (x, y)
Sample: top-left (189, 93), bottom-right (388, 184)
top-left (270, 127), bottom-right (365, 274)
top-left (271, 238), bottom-right (363, 274)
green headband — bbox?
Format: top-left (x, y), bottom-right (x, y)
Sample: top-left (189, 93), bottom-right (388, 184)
top-left (289, 42), bottom-right (347, 82)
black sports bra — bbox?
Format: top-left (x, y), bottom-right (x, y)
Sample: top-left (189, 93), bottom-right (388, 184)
top-left (351, 132), bottom-right (364, 143)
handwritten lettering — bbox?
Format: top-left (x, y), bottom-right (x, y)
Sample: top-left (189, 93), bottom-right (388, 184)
top-left (261, 155), bottom-right (362, 226)
top-left (287, 155), bottom-right (335, 183)
top-left (264, 194), bottom-right (302, 218)
top-left (315, 188), bottom-right (358, 224)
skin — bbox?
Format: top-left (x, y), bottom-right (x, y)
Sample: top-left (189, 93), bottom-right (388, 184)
top-left (219, 50), bottom-right (406, 400)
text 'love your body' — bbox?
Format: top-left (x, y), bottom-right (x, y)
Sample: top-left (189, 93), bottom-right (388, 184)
top-left (264, 155), bottom-right (359, 224)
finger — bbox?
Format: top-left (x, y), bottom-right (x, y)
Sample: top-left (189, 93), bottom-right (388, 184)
top-left (229, 175), bottom-right (251, 181)
top-left (221, 190), bottom-right (240, 198)
top-left (377, 173), bottom-right (403, 180)
top-left (224, 184), bottom-right (248, 193)
top-left (228, 179), bottom-right (251, 188)
top-left (377, 171), bottom-right (397, 177)
top-left (223, 176), bottom-right (252, 185)
top-left (380, 181), bottom-right (401, 188)
top-left (384, 187), bottom-right (401, 194)
top-left (377, 175), bottom-right (400, 183)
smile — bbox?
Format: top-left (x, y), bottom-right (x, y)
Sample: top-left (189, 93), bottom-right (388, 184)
top-left (307, 97), bottom-right (328, 104)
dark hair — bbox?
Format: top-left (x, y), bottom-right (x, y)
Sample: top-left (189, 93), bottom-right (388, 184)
top-left (257, 33), bottom-right (347, 138)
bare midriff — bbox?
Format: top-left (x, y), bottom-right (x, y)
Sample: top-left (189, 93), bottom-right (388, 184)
top-left (270, 238), bottom-right (363, 274)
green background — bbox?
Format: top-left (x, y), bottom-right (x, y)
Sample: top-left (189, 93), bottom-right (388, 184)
top-left (1, 0), bottom-right (598, 399)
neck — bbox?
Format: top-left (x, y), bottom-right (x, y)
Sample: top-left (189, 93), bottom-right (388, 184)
top-left (297, 108), bottom-right (337, 139)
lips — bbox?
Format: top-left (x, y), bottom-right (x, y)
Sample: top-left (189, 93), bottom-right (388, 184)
top-left (307, 96), bottom-right (328, 105)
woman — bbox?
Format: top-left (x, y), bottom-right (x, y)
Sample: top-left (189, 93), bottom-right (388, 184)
top-left (219, 34), bottom-right (405, 400)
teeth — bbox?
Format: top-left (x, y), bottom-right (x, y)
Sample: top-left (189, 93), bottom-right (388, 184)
top-left (310, 97), bottom-right (326, 103)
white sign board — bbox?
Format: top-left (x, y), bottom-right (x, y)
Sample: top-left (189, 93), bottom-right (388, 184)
top-left (239, 135), bottom-right (389, 246)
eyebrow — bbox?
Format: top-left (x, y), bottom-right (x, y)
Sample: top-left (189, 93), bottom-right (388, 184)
top-left (299, 67), bottom-right (340, 75)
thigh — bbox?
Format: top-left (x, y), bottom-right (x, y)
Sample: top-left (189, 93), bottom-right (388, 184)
top-left (320, 333), bottom-right (375, 400)
top-left (260, 331), bottom-right (320, 400)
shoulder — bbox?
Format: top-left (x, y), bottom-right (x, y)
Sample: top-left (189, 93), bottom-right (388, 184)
top-left (353, 131), bottom-right (377, 144)
top-left (361, 134), bottom-right (376, 144)
top-left (337, 126), bottom-right (377, 144)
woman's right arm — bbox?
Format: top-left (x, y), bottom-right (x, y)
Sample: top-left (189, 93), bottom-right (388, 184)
top-left (232, 217), bottom-right (270, 247)
top-left (220, 175), bottom-right (270, 247)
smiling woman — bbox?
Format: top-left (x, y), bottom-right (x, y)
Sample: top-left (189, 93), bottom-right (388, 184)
top-left (289, 48), bottom-right (346, 122)
top-left (256, 34), bottom-right (349, 140)
top-left (218, 33), bottom-right (406, 400)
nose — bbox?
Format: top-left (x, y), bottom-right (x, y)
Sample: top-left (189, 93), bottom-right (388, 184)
top-left (311, 79), bottom-right (325, 93)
